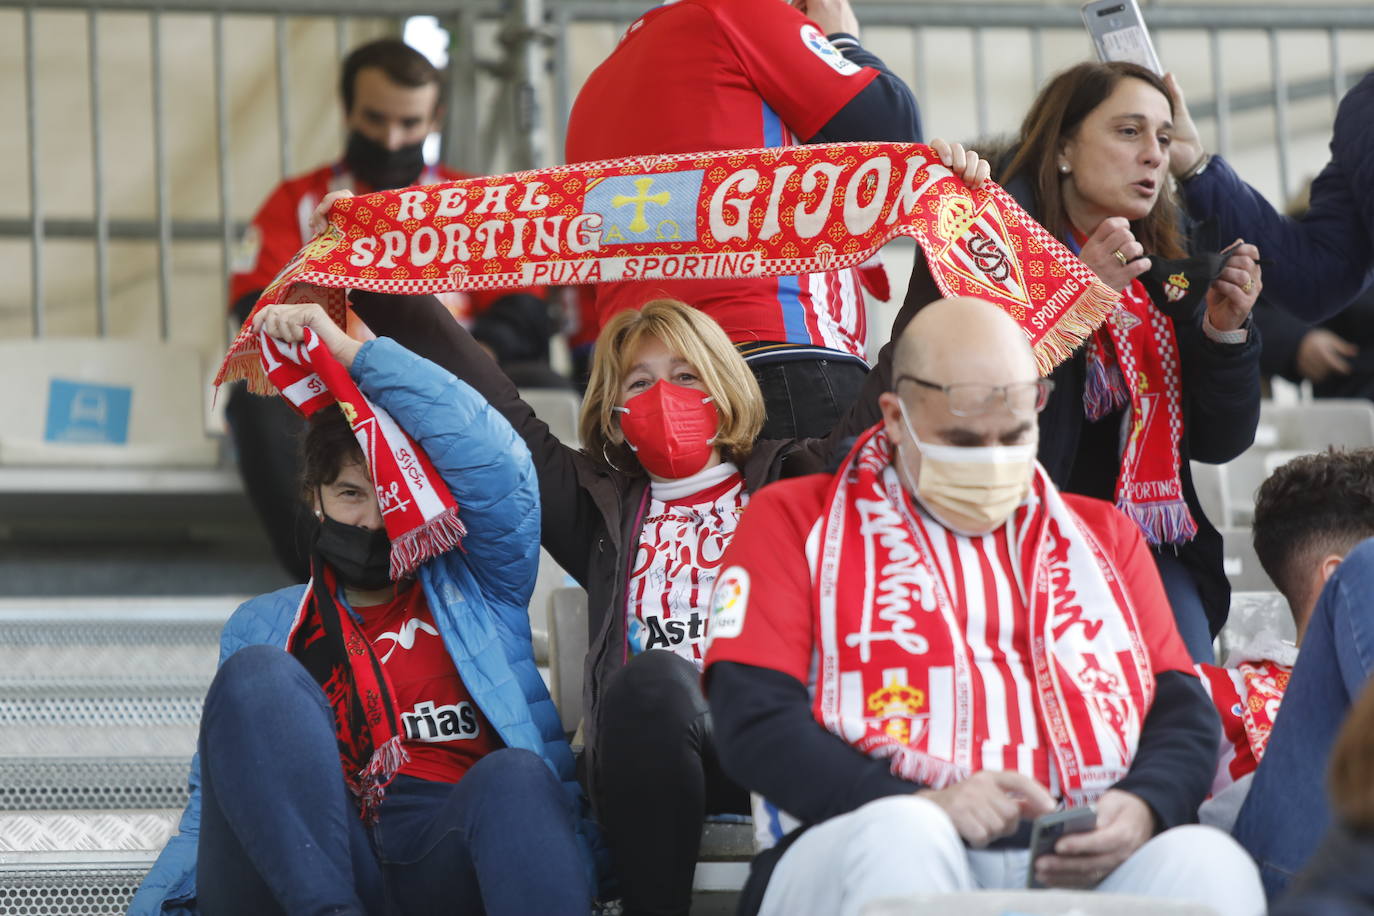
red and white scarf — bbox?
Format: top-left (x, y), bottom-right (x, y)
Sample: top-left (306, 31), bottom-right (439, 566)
top-left (1198, 658), bottom-right (1291, 792)
top-left (1082, 279), bottom-right (1196, 545)
top-left (260, 329), bottom-right (466, 578)
top-left (814, 424), bottom-right (1156, 805)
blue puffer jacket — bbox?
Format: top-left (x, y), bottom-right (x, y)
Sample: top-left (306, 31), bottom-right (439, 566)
top-left (129, 337), bottom-right (598, 914)
top-left (1181, 70), bottom-right (1374, 321)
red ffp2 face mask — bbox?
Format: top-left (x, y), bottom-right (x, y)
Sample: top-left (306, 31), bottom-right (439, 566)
top-left (614, 380), bottom-right (719, 479)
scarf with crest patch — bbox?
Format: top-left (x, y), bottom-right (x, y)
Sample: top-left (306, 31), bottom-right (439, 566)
top-left (216, 142), bottom-right (1120, 392)
top-left (813, 423), bottom-right (1156, 805)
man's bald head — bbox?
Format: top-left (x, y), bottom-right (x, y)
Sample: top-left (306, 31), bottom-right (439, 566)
top-left (880, 297), bottom-right (1043, 534)
top-left (894, 296), bottom-right (1039, 386)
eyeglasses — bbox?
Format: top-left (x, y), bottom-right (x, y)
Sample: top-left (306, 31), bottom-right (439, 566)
top-left (895, 375), bottom-right (1055, 417)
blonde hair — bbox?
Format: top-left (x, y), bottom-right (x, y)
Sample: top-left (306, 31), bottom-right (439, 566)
top-left (579, 299), bottom-right (764, 474)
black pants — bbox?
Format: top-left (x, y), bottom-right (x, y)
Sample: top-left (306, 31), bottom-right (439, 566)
top-left (749, 356), bottom-right (868, 440)
top-left (592, 650), bottom-right (750, 916)
top-left (225, 382), bottom-right (310, 582)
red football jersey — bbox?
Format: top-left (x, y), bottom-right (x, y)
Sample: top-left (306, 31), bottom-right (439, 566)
top-left (564, 0), bottom-right (879, 356)
top-left (358, 585), bottom-right (504, 784)
top-left (230, 160), bottom-right (468, 308)
top-left (704, 475), bottom-right (1195, 786)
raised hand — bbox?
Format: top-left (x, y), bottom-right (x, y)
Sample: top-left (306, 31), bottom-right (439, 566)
top-left (1163, 73), bottom-right (1207, 180)
top-left (309, 189), bottom-right (356, 237)
top-left (1080, 216), bottom-right (1150, 292)
top-left (252, 302), bottom-right (363, 369)
top-left (929, 137), bottom-right (992, 190)
top-left (1206, 240), bottom-right (1261, 332)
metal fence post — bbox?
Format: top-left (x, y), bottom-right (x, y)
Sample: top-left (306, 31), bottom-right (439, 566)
top-left (150, 10), bottom-right (171, 340)
top-left (88, 9), bottom-right (109, 336)
top-left (24, 4), bottom-right (44, 338)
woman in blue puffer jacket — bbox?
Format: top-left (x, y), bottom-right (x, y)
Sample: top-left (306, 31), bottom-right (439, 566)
top-left (130, 303), bottom-right (598, 915)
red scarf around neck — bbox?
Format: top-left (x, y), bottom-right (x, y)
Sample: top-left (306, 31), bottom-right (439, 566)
top-left (1083, 279), bottom-right (1196, 545)
top-left (813, 423), bottom-right (1156, 805)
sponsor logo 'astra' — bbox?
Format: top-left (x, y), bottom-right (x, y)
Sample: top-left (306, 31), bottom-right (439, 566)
top-left (402, 700), bottom-right (481, 743)
top-left (643, 612), bottom-right (708, 651)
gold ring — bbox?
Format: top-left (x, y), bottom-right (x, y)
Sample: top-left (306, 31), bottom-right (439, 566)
top-left (1243, 278), bottom-right (1254, 294)
top-left (1113, 249), bottom-right (1128, 266)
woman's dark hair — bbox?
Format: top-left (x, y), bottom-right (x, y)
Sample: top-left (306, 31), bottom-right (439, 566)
top-left (299, 405), bottom-right (366, 503)
top-left (1001, 60), bottom-right (1186, 259)
top-left (340, 38), bottom-right (444, 115)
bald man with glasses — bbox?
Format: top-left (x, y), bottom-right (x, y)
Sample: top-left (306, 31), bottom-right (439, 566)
top-left (702, 297), bottom-right (1263, 916)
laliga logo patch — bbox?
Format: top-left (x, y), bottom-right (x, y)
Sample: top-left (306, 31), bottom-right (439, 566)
top-left (800, 25), bottom-right (861, 76)
top-left (705, 567), bottom-right (750, 647)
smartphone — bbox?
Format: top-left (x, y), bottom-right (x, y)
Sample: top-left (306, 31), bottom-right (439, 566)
top-left (1026, 806), bottom-right (1097, 889)
top-left (1080, 0), bottom-right (1163, 76)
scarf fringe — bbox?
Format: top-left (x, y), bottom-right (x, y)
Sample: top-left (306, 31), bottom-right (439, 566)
top-left (1030, 280), bottom-right (1123, 377)
top-left (389, 506), bottom-right (468, 579)
top-left (886, 746), bottom-right (971, 790)
top-left (216, 348), bottom-right (276, 395)
top-left (1083, 351), bottom-right (1129, 422)
top-left (1117, 498), bottom-right (1198, 546)
top-left (354, 734), bottom-right (411, 823)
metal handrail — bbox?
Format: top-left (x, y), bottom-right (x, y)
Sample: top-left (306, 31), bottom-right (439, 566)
top-left (5, 0), bottom-right (1373, 343)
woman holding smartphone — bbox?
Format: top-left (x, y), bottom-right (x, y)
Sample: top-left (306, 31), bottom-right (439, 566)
top-left (905, 61), bottom-right (1264, 662)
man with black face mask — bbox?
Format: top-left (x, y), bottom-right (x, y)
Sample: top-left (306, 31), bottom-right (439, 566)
top-left (225, 39), bottom-right (466, 582)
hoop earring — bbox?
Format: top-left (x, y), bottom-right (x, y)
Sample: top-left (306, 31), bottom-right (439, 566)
top-left (601, 441), bottom-right (628, 474)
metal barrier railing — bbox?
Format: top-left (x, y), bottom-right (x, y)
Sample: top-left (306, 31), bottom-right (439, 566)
top-left (4, 0), bottom-right (1373, 342)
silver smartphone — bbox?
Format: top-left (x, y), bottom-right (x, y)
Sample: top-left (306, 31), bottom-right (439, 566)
top-left (1026, 806), bottom-right (1098, 889)
top-left (1081, 0), bottom-right (1163, 76)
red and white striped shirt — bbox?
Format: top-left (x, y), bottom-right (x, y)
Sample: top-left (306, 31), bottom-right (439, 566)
top-left (626, 463), bottom-right (748, 669)
top-left (908, 502), bottom-right (1051, 790)
top-left (707, 475), bottom-right (1190, 792)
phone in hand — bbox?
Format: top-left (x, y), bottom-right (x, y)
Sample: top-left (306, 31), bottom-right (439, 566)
top-left (1080, 0), bottom-right (1163, 76)
top-left (1026, 806), bottom-right (1097, 889)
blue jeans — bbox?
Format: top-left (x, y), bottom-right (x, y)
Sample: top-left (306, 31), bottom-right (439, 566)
top-left (1232, 537), bottom-right (1374, 900)
top-left (748, 355), bottom-right (868, 440)
top-left (196, 644), bottom-right (591, 916)
top-left (1153, 549), bottom-right (1217, 664)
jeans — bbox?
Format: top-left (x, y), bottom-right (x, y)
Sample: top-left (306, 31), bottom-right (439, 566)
top-left (225, 382), bottom-right (311, 582)
top-left (1153, 548), bottom-right (1217, 664)
top-left (197, 645), bottom-right (591, 916)
top-left (748, 355), bottom-right (868, 441)
top-left (759, 796), bottom-right (1264, 916)
top-left (592, 650), bottom-right (750, 916)
top-left (1232, 537), bottom-right (1374, 900)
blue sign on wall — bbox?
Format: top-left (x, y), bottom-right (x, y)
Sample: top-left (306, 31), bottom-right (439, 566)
top-left (44, 379), bottom-right (132, 445)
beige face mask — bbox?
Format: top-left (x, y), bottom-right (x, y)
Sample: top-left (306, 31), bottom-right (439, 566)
top-left (897, 401), bottom-right (1036, 532)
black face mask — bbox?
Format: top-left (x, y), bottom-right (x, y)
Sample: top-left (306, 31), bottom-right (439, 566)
top-left (1139, 251), bottom-right (1230, 321)
top-left (315, 515), bottom-right (393, 590)
top-left (344, 130), bottom-right (426, 191)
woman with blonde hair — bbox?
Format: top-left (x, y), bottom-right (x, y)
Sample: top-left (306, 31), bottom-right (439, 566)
top-left (311, 145), bottom-right (986, 913)
top-left (344, 290), bottom-right (877, 913)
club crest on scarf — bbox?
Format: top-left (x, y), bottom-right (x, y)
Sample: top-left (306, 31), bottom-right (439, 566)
top-left (932, 195), bottom-right (1031, 320)
top-left (217, 142), bottom-right (1122, 393)
top-left (259, 328), bottom-right (466, 579)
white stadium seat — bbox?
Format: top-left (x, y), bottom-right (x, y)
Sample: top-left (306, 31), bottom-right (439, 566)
top-left (0, 339), bottom-right (216, 468)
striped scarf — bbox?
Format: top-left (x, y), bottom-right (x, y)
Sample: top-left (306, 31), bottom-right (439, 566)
top-left (814, 424), bottom-right (1156, 805)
